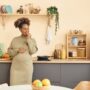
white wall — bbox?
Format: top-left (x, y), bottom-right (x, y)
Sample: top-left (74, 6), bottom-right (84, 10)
top-left (0, 0), bottom-right (90, 58)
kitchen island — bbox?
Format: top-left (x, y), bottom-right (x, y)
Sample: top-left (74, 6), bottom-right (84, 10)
top-left (0, 59), bottom-right (90, 88)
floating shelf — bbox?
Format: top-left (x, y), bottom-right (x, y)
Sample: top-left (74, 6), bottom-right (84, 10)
top-left (0, 13), bottom-right (47, 16)
top-left (0, 13), bottom-right (48, 30)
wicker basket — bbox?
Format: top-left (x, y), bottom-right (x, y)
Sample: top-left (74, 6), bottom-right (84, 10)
top-left (32, 86), bottom-right (50, 90)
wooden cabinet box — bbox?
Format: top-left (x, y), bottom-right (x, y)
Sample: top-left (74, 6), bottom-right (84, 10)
top-left (66, 34), bottom-right (87, 59)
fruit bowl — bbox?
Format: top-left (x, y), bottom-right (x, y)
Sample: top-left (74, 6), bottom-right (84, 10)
top-left (32, 79), bottom-right (51, 90)
top-left (32, 85), bottom-right (50, 90)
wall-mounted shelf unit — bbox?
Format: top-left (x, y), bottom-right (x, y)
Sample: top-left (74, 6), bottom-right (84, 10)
top-left (67, 33), bottom-right (87, 59)
top-left (0, 14), bottom-right (47, 16)
top-left (0, 13), bottom-right (48, 29)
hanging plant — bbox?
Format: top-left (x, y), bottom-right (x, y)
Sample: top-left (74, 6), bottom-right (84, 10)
top-left (47, 6), bottom-right (59, 35)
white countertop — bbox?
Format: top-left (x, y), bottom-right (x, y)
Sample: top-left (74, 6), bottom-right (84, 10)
top-left (0, 84), bottom-right (72, 90)
top-left (33, 59), bottom-right (90, 64)
top-left (0, 58), bottom-right (90, 64)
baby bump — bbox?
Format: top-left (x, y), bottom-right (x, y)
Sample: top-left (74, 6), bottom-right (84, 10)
top-left (12, 52), bottom-right (32, 65)
top-left (11, 52), bottom-right (33, 79)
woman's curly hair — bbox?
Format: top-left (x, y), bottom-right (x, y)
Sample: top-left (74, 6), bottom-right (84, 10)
top-left (14, 17), bottom-right (30, 29)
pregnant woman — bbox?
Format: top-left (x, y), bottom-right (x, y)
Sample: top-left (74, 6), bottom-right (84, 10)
top-left (8, 17), bottom-right (38, 85)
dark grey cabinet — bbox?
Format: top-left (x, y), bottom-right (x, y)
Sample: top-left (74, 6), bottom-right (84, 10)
top-left (60, 64), bottom-right (90, 88)
top-left (0, 63), bottom-right (11, 84)
top-left (0, 62), bottom-right (90, 88)
top-left (33, 63), bottom-right (90, 88)
top-left (33, 63), bottom-right (61, 86)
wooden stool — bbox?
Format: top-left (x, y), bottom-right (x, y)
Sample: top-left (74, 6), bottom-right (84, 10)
top-left (74, 81), bottom-right (90, 90)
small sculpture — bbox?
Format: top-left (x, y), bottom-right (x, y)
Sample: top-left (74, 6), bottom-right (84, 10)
top-left (30, 6), bottom-right (41, 14)
top-left (17, 6), bottom-right (24, 14)
top-left (16, 4), bottom-right (41, 14)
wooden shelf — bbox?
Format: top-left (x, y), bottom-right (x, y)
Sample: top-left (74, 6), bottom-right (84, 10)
top-left (0, 13), bottom-right (48, 29)
top-left (0, 13), bottom-right (47, 16)
top-left (68, 34), bottom-right (86, 37)
top-left (68, 45), bottom-right (86, 48)
top-left (68, 57), bottom-right (87, 59)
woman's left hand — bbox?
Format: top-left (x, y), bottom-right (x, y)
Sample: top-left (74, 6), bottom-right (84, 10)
top-left (18, 48), bottom-right (26, 53)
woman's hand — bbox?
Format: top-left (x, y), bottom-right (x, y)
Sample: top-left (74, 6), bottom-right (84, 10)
top-left (26, 33), bottom-right (31, 39)
top-left (18, 48), bottom-right (26, 53)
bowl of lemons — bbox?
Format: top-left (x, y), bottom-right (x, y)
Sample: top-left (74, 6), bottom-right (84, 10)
top-left (32, 79), bottom-right (51, 90)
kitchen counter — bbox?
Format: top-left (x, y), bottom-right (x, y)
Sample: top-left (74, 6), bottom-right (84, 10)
top-left (33, 59), bottom-right (90, 64)
top-left (0, 58), bottom-right (90, 63)
top-left (0, 58), bottom-right (90, 88)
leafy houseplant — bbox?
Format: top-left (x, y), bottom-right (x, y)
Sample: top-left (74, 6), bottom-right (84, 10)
top-left (47, 6), bottom-right (59, 35)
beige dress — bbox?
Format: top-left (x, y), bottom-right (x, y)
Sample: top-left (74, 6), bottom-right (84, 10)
top-left (8, 35), bottom-right (38, 86)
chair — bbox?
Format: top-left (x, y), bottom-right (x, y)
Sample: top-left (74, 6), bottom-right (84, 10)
top-left (74, 81), bottom-right (90, 90)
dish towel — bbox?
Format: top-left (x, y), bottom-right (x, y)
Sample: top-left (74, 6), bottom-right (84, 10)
top-left (46, 26), bottom-right (52, 44)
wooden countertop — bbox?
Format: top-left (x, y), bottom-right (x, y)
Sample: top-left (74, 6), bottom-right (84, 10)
top-left (0, 58), bottom-right (90, 64)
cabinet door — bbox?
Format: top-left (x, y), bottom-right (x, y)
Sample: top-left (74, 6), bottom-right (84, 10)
top-left (33, 63), bottom-right (61, 85)
top-left (0, 63), bottom-right (11, 84)
top-left (60, 64), bottom-right (90, 88)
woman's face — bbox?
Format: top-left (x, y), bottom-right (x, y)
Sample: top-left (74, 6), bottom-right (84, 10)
top-left (20, 24), bottom-right (29, 36)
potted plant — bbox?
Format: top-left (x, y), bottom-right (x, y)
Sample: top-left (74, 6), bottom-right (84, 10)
top-left (47, 6), bottom-right (59, 35)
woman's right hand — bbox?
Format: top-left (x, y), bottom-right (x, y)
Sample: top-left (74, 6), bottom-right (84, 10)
top-left (26, 33), bottom-right (31, 39)
top-left (18, 48), bottom-right (26, 53)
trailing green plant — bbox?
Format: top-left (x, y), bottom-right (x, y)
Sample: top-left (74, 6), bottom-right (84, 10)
top-left (47, 6), bottom-right (59, 35)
